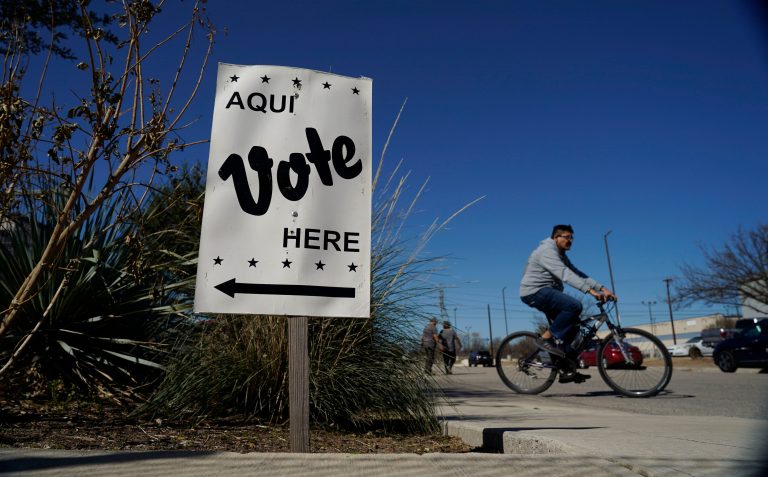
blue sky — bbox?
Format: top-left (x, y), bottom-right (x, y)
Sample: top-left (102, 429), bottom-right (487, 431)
top-left (110, 1), bottom-right (768, 340)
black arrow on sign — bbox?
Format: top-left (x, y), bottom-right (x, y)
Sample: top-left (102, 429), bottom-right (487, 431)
top-left (215, 278), bottom-right (355, 298)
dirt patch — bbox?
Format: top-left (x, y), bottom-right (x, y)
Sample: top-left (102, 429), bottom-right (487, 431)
top-left (670, 356), bottom-right (718, 368)
top-left (638, 356), bottom-right (717, 369)
top-left (0, 399), bottom-right (473, 454)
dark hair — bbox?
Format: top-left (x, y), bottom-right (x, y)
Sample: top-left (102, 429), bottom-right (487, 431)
top-left (551, 224), bottom-right (574, 239)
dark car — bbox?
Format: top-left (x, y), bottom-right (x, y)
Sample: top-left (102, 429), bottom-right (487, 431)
top-left (713, 318), bottom-right (768, 373)
top-left (469, 350), bottom-right (493, 367)
top-left (702, 317), bottom-right (767, 347)
top-left (578, 341), bottom-right (643, 369)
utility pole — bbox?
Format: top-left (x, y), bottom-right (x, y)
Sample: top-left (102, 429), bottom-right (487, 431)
top-left (438, 287), bottom-right (449, 321)
top-left (603, 230), bottom-right (621, 326)
top-left (642, 300), bottom-right (657, 335)
top-left (501, 286), bottom-right (509, 337)
top-left (486, 304), bottom-right (495, 360)
top-left (664, 278), bottom-right (677, 344)
top-left (452, 307), bottom-right (461, 358)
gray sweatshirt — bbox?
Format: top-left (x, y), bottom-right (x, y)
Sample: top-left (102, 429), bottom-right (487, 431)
top-left (519, 237), bottom-right (604, 297)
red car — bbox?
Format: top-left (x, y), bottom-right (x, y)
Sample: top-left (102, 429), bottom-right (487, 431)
top-left (578, 341), bottom-right (643, 369)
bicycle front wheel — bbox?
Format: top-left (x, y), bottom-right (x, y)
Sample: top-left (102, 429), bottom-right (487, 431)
top-left (598, 327), bottom-right (672, 398)
top-left (496, 331), bottom-right (557, 394)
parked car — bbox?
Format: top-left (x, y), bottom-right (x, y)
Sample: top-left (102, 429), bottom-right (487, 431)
top-left (713, 318), bottom-right (768, 373)
top-left (469, 350), bottom-right (493, 367)
top-left (578, 341), bottom-right (643, 369)
top-left (701, 318), bottom-right (766, 347)
top-left (667, 336), bottom-right (715, 358)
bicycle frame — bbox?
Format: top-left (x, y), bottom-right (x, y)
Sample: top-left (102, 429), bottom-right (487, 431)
top-left (517, 301), bottom-right (627, 372)
top-left (586, 302), bottom-right (643, 366)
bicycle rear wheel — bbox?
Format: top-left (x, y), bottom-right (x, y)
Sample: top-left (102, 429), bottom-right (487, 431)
top-left (597, 327), bottom-right (672, 398)
top-left (496, 331), bottom-right (557, 394)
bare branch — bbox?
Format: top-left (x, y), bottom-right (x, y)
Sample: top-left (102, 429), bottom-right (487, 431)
top-left (677, 224), bottom-right (768, 313)
top-left (0, 2), bottom-right (216, 340)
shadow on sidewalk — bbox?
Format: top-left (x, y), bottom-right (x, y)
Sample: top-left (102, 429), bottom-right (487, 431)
top-left (1, 450), bottom-right (217, 472)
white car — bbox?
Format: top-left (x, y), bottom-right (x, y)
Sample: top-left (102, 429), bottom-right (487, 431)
top-left (667, 336), bottom-right (715, 358)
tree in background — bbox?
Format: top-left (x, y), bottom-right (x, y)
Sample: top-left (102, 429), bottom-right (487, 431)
top-left (0, 0), bottom-right (214, 389)
top-left (702, 316), bottom-right (736, 331)
top-left (677, 224), bottom-right (768, 315)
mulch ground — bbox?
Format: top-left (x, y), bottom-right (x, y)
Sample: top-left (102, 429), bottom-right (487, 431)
top-left (0, 399), bottom-right (475, 454)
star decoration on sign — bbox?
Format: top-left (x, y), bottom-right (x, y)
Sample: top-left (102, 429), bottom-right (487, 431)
top-left (292, 77), bottom-right (302, 87)
top-left (348, 263), bottom-right (358, 272)
top-left (322, 82), bottom-right (332, 89)
top-left (230, 75), bottom-right (239, 82)
top-left (213, 256), bottom-right (223, 265)
top-left (248, 258), bottom-right (258, 267)
top-left (315, 260), bottom-right (325, 270)
top-left (260, 75), bottom-right (270, 83)
top-left (351, 87), bottom-right (360, 95)
top-left (282, 259), bottom-right (292, 268)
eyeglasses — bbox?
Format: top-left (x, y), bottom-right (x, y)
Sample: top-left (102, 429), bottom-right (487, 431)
top-left (556, 235), bottom-right (574, 241)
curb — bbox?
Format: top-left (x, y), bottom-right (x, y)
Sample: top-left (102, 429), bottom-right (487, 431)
top-left (441, 420), bottom-right (579, 454)
top-left (442, 420), bottom-right (659, 476)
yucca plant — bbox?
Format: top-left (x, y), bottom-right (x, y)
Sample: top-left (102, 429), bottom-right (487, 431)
top-left (0, 187), bottom-right (190, 401)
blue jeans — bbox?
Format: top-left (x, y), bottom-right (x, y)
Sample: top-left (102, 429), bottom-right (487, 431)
top-left (521, 288), bottom-right (583, 345)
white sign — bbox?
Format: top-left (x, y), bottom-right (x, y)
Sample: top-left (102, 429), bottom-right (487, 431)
top-left (194, 64), bottom-right (371, 318)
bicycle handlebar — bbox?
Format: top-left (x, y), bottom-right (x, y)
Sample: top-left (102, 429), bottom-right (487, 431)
top-left (595, 299), bottom-right (617, 314)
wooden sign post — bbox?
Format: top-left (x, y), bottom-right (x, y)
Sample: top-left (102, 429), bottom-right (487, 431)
top-left (289, 316), bottom-right (309, 452)
top-left (194, 65), bottom-right (372, 452)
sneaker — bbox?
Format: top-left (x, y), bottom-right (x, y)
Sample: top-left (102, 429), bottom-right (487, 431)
top-left (559, 371), bottom-right (591, 384)
top-left (535, 337), bottom-right (566, 358)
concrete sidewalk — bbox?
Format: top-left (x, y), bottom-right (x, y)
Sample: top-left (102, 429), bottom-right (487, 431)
top-left (439, 386), bottom-right (766, 477)
top-left (2, 367), bottom-right (767, 477)
top-left (0, 449), bottom-right (643, 477)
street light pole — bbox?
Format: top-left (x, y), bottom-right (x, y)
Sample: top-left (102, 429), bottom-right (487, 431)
top-left (486, 304), bottom-right (495, 359)
top-left (502, 286), bottom-right (509, 337)
top-left (664, 278), bottom-right (677, 345)
top-left (603, 230), bottom-right (621, 326)
top-left (467, 326), bottom-right (472, 351)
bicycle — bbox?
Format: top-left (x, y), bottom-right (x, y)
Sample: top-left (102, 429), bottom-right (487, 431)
top-left (495, 301), bottom-right (673, 398)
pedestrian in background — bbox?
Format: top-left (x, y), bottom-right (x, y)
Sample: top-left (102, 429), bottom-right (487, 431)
top-left (421, 317), bottom-right (439, 374)
top-left (439, 321), bottom-right (462, 374)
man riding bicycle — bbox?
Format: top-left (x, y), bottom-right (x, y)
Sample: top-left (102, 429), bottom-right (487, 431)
top-left (519, 224), bottom-right (617, 383)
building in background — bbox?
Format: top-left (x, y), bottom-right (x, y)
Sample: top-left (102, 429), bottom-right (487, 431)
top-left (740, 284), bottom-right (768, 319)
top-left (612, 314), bottom-right (734, 349)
